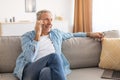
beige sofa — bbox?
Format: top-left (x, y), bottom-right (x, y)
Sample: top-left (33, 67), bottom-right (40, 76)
top-left (0, 30), bottom-right (119, 80)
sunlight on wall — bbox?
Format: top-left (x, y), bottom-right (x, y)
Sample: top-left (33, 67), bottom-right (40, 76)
top-left (92, 0), bottom-right (120, 32)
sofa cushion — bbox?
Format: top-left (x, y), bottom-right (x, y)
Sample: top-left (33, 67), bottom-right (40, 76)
top-left (103, 30), bottom-right (120, 38)
top-left (99, 38), bottom-right (120, 71)
top-left (67, 68), bottom-right (108, 80)
top-left (0, 73), bottom-right (18, 80)
top-left (0, 36), bottom-right (22, 73)
top-left (62, 37), bottom-right (101, 69)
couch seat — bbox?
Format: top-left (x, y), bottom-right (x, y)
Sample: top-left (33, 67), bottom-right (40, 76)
top-left (0, 68), bottom-right (112, 80)
top-left (67, 67), bottom-right (111, 80)
top-left (0, 73), bottom-right (18, 80)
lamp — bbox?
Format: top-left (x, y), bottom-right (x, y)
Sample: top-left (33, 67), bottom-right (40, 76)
top-left (25, 0), bottom-right (36, 12)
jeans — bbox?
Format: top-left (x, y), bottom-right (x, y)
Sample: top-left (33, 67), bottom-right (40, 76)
top-left (22, 53), bottom-right (66, 80)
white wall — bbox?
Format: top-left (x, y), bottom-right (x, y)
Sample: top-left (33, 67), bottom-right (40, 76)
top-left (0, 0), bottom-right (74, 32)
top-left (92, 0), bottom-right (120, 32)
top-left (0, 0), bottom-right (36, 22)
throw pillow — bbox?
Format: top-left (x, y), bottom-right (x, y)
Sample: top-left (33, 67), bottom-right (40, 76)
top-left (99, 38), bottom-right (120, 70)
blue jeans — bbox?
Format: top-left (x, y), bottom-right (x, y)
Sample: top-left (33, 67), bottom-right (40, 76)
top-left (22, 53), bottom-right (66, 80)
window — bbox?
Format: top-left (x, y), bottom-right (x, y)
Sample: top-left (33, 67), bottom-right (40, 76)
top-left (92, 0), bottom-right (120, 32)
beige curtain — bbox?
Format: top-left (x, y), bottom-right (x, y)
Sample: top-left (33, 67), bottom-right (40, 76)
top-left (73, 0), bottom-right (92, 32)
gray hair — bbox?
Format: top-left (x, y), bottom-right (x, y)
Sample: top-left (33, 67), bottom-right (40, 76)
top-left (36, 10), bottom-right (52, 20)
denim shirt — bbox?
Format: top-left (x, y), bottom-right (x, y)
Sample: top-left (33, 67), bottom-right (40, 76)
top-left (13, 29), bottom-right (86, 80)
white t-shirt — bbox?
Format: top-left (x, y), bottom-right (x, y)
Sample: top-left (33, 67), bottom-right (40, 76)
top-left (33, 35), bottom-right (55, 61)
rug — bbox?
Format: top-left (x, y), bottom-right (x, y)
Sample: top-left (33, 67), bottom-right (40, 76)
top-left (101, 69), bottom-right (120, 80)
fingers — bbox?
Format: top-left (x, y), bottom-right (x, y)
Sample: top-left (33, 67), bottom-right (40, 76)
top-left (37, 20), bottom-right (44, 25)
top-left (94, 32), bottom-right (105, 42)
top-left (95, 32), bottom-right (104, 38)
top-left (98, 33), bottom-right (104, 38)
top-left (34, 20), bottom-right (44, 35)
top-left (35, 20), bottom-right (44, 29)
top-left (35, 20), bottom-right (44, 28)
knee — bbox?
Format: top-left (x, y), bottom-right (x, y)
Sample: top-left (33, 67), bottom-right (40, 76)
top-left (39, 67), bottom-right (51, 80)
top-left (40, 67), bottom-right (51, 74)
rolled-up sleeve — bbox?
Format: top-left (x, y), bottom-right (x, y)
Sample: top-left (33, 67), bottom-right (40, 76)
top-left (58, 29), bottom-right (87, 40)
top-left (73, 32), bottom-right (87, 37)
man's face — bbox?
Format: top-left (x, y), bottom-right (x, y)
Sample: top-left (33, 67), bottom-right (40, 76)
top-left (40, 12), bottom-right (53, 33)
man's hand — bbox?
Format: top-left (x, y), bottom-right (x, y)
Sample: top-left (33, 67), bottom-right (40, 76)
top-left (87, 32), bottom-right (104, 38)
top-left (35, 20), bottom-right (44, 35)
top-left (34, 20), bottom-right (44, 41)
top-left (87, 32), bottom-right (104, 41)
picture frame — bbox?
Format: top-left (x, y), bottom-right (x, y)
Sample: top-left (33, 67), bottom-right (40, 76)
top-left (25, 0), bottom-right (36, 12)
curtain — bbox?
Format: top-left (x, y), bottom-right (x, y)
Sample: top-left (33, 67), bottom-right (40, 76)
top-left (73, 0), bottom-right (92, 32)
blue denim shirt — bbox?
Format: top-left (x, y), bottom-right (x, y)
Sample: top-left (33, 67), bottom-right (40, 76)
top-left (13, 29), bottom-right (86, 80)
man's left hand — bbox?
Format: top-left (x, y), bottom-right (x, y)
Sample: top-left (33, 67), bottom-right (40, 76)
top-left (87, 32), bottom-right (104, 41)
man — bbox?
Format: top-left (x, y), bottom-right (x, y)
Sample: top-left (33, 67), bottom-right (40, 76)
top-left (13, 10), bottom-right (104, 80)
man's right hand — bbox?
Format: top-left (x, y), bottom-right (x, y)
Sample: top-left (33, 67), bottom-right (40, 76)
top-left (34, 20), bottom-right (44, 41)
top-left (35, 20), bottom-right (44, 35)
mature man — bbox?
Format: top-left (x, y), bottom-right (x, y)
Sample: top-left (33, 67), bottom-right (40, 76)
top-left (13, 10), bottom-right (103, 80)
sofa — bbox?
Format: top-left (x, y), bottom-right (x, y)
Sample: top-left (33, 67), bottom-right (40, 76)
top-left (0, 30), bottom-right (119, 80)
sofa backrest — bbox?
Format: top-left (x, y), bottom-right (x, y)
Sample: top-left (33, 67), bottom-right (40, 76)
top-left (0, 36), bottom-right (22, 73)
top-left (62, 37), bottom-right (102, 69)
